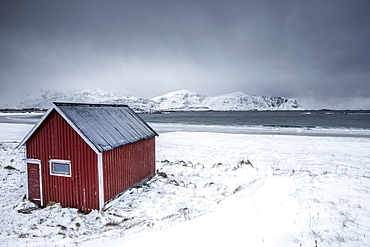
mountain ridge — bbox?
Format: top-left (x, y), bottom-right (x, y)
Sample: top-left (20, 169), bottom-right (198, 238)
top-left (3, 89), bottom-right (303, 112)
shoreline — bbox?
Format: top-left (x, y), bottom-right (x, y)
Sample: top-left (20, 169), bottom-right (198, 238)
top-left (148, 122), bottom-right (370, 138)
top-left (1, 122), bottom-right (370, 143)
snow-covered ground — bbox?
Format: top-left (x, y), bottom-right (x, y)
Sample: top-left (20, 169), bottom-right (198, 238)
top-left (0, 120), bottom-right (369, 246)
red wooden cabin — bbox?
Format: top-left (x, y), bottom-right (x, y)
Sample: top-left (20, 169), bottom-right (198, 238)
top-left (19, 103), bottom-right (158, 212)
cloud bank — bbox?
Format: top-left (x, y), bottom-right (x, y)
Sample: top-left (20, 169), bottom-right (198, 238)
top-left (1, 0), bottom-right (369, 109)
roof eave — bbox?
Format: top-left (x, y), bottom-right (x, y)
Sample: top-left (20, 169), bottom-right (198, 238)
top-left (100, 134), bottom-right (158, 152)
top-left (17, 105), bottom-right (56, 149)
top-left (126, 106), bottom-right (159, 137)
top-left (17, 103), bottom-right (102, 154)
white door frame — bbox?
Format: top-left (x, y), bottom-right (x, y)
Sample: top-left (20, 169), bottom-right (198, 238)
top-left (26, 159), bottom-right (43, 206)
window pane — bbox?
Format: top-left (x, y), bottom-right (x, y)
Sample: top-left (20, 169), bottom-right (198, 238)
top-left (52, 163), bottom-right (70, 174)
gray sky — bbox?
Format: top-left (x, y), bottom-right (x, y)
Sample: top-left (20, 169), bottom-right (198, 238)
top-left (1, 0), bottom-right (369, 109)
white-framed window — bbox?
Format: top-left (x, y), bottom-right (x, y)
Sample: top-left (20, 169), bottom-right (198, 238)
top-left (49, 159), bottom-right (72, 177)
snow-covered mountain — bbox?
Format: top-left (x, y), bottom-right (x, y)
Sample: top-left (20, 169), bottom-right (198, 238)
top-left (151, 90), bottom-right (210, 111)
top-left (10, 89), bottom-right (303, 112)
top-left (16, 89), bottom-right (118, 109)
top-left (15, 89), bottom-right (156, 112)
top-left (152, 90), bottom-right (302, 111)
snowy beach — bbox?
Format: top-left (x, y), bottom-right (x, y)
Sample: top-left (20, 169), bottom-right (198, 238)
top-left (0, 120), bottom-right (370, 246)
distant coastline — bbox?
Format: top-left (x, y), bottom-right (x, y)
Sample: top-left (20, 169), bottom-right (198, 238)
top-left (0, 89), bottom-right (303, 112)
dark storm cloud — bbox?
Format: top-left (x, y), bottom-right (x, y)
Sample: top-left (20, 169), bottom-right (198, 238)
top-left (0, 0), bottom-right (369, 109)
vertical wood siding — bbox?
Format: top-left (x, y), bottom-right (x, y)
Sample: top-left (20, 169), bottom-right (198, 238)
top-left (26, 110), bottom-right (99, 212)
top-left (102, 137), bottom-right (156, 202)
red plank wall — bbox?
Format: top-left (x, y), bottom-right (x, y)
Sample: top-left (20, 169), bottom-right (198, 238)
top-left (26, 110), bottom-right (99, 212)
top-left (102, 137), bottom-right (156, 202)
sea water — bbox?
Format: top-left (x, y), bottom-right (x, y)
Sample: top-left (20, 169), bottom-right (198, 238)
top-left (139, 110), bottom-right (370, 137)
top-left (1, 110), bottom-right (370, 138)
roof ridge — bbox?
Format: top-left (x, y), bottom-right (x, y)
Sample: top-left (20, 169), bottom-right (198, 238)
top-left (54, 102), bottom-right (129, 107)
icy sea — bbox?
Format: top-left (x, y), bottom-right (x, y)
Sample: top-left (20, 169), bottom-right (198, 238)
top-left (140, 110), bottom-right (370, 137)
top-left (1, 110), bottom-right (370, 137)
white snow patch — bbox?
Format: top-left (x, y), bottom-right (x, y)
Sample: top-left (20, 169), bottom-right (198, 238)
top-left (0, 123), bottom-right (34, 142)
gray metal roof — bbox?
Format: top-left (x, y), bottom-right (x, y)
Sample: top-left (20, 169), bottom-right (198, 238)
top-left (54, 102), bottom-right (158, 152)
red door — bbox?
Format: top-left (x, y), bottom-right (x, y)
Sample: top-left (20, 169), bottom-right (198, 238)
top-left (27, 160), bottom-right (43, 206)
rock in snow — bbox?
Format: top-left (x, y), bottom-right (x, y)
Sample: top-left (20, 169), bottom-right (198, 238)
top-left (11, 89), bottom-right (303, 112)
